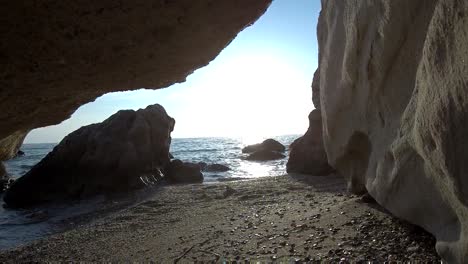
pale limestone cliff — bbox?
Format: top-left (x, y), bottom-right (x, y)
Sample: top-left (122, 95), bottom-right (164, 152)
top-left (318, 0), bottom-right (468, 262)
top-left (0, 0), bottom-right (271, 164)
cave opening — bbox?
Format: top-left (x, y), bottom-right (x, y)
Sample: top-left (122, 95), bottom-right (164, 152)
top-left (5, 0), bottom-right (321, 182)
top-left (0, 0), bottom-right (325, 252)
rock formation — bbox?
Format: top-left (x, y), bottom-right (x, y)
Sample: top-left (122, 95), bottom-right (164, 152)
top-left (4, 104), bottom-right (175, 208)
top-left (165, 160), bottom-right (203, 183)
top-left (287, 70), bottom-right (333, 175)
top-left (287, 110), bottom-right (334, 175)
top-left (1, 0), bottom-right (467, 261)
top-left (318, 0), bottom-right (468, 262)
top-left (0, 0), bottom-right (272, 171)
top-left (242, 139), bottom-right (285, 153)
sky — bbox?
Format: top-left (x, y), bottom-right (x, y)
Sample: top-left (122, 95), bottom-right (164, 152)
top-left (24, 0), bottom-right (321, 143)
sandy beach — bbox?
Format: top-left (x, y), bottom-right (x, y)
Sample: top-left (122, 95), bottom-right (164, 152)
top-left (0, 174), bottom-right (439, 262)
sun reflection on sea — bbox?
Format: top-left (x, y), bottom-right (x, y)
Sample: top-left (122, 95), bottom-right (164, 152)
top-left (237, 161), bottom-right (273, 178)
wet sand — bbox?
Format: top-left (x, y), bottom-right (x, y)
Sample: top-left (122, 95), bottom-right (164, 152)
top-left (0, 174), bottom-right (440, 262)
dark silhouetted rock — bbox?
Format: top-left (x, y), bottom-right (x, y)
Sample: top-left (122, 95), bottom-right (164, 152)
top-left (287, 109), bottom-right (334, 175)
top-left (246, 150), bottom-right (286, 161)
top-left (16, 150), bottom-right (25, 157)
top-left (242, 139), bottom-right (285, 153)
top-left (198, 162), bottom-right (208, 171)
top-left (169, 153), bottom-right (174, 159)
top-left (165, 160), bottom-right (203, 183)
top-left (204, 164), bottom-right (230, 172)
top-left (4, 104), bottom-right (175, 208)
top-left (0, 162), bottom-right (5, 180)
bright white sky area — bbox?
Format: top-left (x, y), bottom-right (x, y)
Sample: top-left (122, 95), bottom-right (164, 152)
top-left (25, 0), bottom-right (321, 143)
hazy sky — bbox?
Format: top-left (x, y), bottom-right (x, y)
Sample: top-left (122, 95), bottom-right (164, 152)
top-left (25, 0), bottom-right (321, 143)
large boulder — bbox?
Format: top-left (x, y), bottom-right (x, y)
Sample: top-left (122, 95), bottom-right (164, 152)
top-left (287, 109), bottom-right (334, 175)
top-left (318, 0), bottom-right (468, 262)
top-left (246, 150), bottom-right (285, 161)
top-left (242, 139), bottom-right (285, 153)
top-left (4, 104), bottom-right (174, 208)
top-left (165, 159), bottom-right (203, 183)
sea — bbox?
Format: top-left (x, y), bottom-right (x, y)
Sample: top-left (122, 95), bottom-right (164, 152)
top-left (0, 135), bottom-right (299, 250)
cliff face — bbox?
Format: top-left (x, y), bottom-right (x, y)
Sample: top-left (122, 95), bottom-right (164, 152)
top-left (0, 0), bottom-right (271, 164)
top-left (318, 0), bottom-right (468, 262)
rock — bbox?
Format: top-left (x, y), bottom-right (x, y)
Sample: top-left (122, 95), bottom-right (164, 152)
top-left (165, 159), bottom-right (203, 183)
top-left (204, 164), bottom-right (230, 172)
top-left (198, 162), bottom-right (208, 171)
top-left (15, 150), bottom-right (25, 157)
top-left (246, 150), bottom-right (285, 161)
top-left (0, 162), bottom-right (6, 180)
top-left (287, 109), bottom-right (334, 175)
top-left (169, 153), bottom-right (174, 159)
top-left (0, 163), bottom-right (14, 193)
top-left (0, 0), bottom-right (271, 166)
top-left (318, 0), bottom-right (468, 262)
top-left (4, 104), bottom-right (175, 208)
top-left (242, 139), bottom-right (285, 154)
top-left (0, 131), bottom-right (28, 161)
top-left (359, 193), bottom-right (376, 204)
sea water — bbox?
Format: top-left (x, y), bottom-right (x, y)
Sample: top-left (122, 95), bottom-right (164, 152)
top-left (0, 135), bottom-right (299, 249)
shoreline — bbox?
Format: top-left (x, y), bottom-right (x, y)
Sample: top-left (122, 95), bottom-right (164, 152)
top-left (0, 174), bottom-right (439, 262)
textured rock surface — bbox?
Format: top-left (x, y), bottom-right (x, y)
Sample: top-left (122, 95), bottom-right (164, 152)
top-left (0, 162), bottom-right (5, 179)
top-left (318, 0), bottom-right (468, 262)
top-left (4, 104), bottom-right (174, 208)
top-left (242, 139), bottom-right (285, 153)
top-left (287, 68), bottom-right (333, 176)
top-left (165, 159), bottom-right (203, 183)
top-left (0, 0), bottom-right (271, 163)
top-left (287, 109), bottom-right (333, 175)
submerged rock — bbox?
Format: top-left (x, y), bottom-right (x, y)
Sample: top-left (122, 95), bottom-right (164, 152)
top-left (198, 162), bottom-right (208, 171)
top-left (165, 159), bottom-right (203, 183)
top-left (287, 109), bottom-right (333, 175)
top-left (246, 150), bottom-right (285, 161)
top-left (204, 164), bottom-right (230, 172)
top-left (242, 139), bottom-right (285, 153)
top-left (4, 104), bottom-right (175, 208)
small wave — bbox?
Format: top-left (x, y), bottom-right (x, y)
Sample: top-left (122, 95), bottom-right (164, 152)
top-left (172, 148), bottom-right (220, 153)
